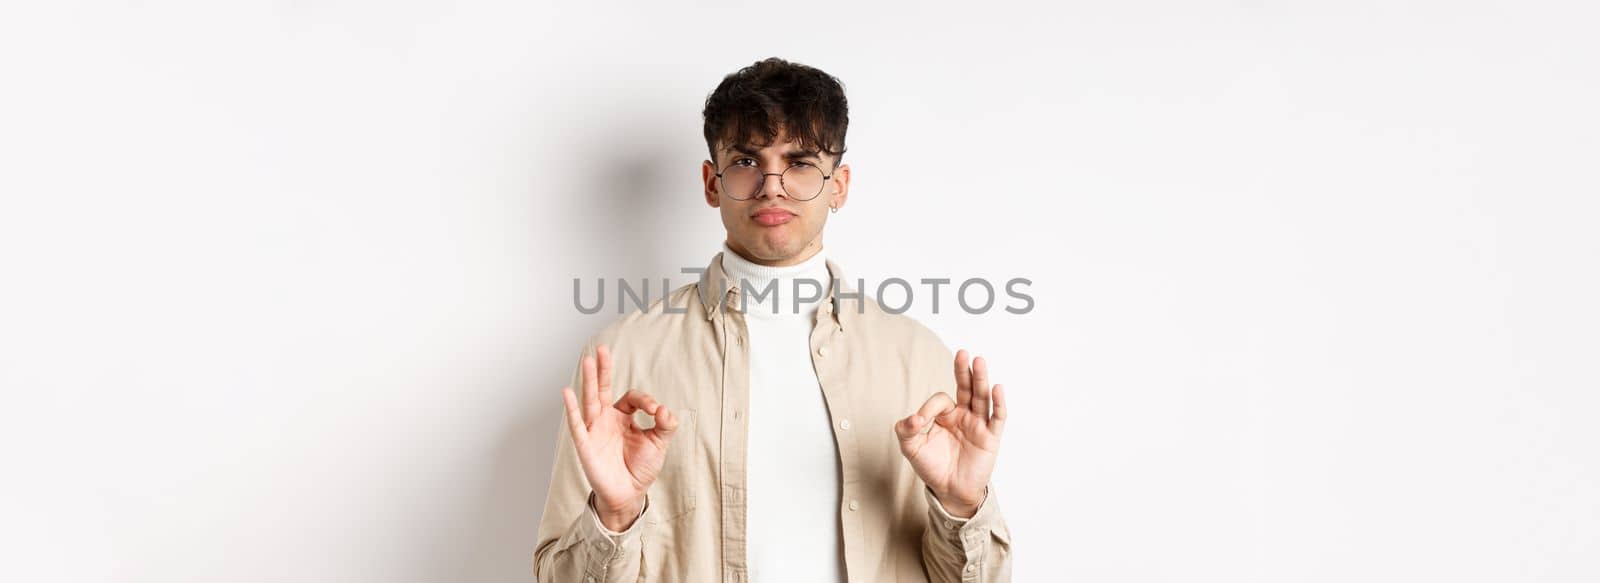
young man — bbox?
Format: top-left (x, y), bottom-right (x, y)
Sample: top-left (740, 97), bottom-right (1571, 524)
top-left (534, 57), bottom-right (1013, 582)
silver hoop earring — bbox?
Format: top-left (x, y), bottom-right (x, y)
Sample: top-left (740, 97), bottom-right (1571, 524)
top-left (829, 206), bottom-right (838, 214)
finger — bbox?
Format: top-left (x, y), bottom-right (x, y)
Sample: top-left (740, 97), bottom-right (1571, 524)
top-left (914, 392), bottom-right (957, 429)
top-left (613, 389), bottom-right (661, 417)
top-left (989, 384), bottom-right (1007, 435)
top-left (895, 413), bottom-right (926, 441)
top-left (971, 355), bottom-right (992, 418)
top-left (596, 344), bottom-right (615, 405)
top-left (953, 349), bottom-right (972, 408)
top-left (581, 353), bottom-right (600, 423)
top-left (649, 405), bottom-right (678, 440)
top-left (561, 387), bottom-right (588, 445)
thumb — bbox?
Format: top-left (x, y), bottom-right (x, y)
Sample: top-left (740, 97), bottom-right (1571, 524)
top-left (647, 405), bottom-right (678, 442)
top-left (895, 414), bottom-right (925, 441)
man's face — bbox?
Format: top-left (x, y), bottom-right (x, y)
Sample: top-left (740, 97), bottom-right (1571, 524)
top-left (700, 129), bottom-right (850, 266)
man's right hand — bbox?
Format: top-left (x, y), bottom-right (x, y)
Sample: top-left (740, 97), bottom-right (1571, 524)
top-left (561, 343), bottom-right (678, 532)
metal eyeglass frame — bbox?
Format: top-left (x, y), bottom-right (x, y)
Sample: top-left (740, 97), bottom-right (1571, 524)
top-left (713, 162), bottom-right (833, 201)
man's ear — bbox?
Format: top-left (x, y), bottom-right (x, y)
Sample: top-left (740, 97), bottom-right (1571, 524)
top-left (701, 159), bottom-right (721, 208)
top-left (829, 162), bottom-right (851, 211)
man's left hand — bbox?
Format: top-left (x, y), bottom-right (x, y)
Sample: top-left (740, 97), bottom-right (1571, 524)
top-left (895, 349), bottom-right (1008, 517)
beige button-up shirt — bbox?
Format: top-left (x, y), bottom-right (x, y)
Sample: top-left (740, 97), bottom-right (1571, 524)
top-left (534, 252), bottom-right (1013, 582)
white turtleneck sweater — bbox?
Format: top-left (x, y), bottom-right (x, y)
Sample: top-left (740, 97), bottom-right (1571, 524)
top-left (719, 244), bottom-right (845, 583)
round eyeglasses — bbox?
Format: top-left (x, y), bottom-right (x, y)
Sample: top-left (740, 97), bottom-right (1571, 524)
top-left (714, 161), bottom-right (833, 201)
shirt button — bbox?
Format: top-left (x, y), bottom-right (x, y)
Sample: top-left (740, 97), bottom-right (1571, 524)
top-left (964, 564), bottom-right (975, 574)
top-left (944, 520), bottom-right (954, 529)
top-left (839, 419), bottom-right (851, 430)
top-left (817, 346), bottom-right (828, 357)
top-left (848, 499), bottom-right (859, 511)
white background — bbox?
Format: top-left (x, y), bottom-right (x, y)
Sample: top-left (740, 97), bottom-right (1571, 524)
top-left (3, 1), bottom-right (1597, 581)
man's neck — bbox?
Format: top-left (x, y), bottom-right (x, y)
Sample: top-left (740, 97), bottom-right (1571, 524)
top-left (720, 243), bottom-right (831, 318)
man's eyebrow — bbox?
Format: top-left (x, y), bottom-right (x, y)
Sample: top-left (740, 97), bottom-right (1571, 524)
top-left (725, 144), bottom-right (822, 160)
top-left (724, 144), bottom-right (760, 157)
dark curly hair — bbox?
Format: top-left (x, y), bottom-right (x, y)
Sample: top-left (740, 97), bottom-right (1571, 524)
top-left (702, 57), bottom-right (849, 166)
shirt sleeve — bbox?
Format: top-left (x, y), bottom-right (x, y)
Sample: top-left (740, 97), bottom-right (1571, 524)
top-left (533, 490), bottom-right (649, 582)
top-left (921, 485), bottom-right (1014, 582)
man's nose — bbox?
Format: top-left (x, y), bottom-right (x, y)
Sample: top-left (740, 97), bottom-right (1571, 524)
top-left (756, 171), bottom-right (788, 199)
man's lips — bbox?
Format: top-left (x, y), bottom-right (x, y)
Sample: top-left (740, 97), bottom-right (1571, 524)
top-left (751, 208), bottom-right (796, 227)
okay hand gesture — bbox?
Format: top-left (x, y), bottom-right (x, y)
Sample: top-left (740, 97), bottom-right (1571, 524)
top-left (895, 349), bottom-right (1008, 517)
top-left (561, 344), bottom-right (678, 531)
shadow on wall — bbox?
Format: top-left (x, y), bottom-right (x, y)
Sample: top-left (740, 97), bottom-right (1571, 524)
top-left (453, 100), bottom-right (702, 581)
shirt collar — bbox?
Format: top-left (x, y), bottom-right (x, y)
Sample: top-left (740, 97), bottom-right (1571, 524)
top-left (698, 250), bottom-right (857, 331)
